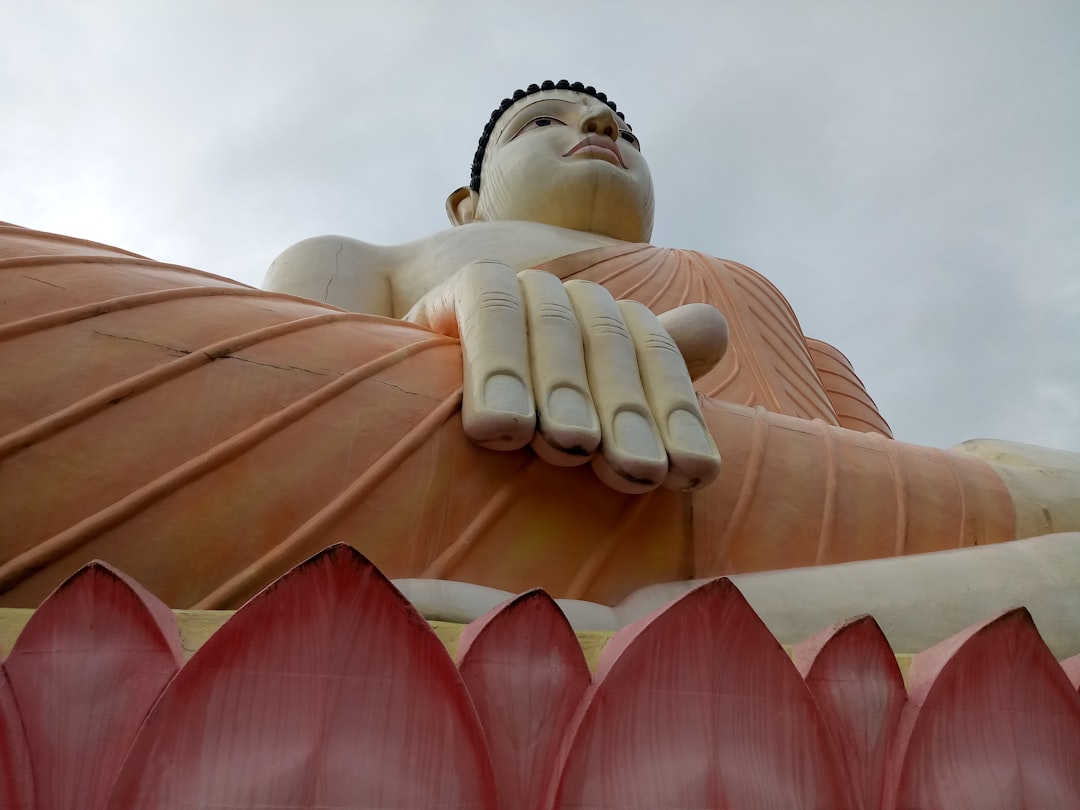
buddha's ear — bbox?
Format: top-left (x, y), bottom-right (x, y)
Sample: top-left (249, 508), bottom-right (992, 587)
top-left (446, 186), bottom-right (480, 226)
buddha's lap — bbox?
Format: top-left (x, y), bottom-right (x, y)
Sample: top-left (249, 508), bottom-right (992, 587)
top-left (0, 225), bottom-right (1016, 608)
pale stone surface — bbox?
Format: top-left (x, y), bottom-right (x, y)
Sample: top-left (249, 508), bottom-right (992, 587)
top-left (396, 533), bottom-right (1080, 658)
top-left (4, 534), bottom-right (1075, 663)
top-left (952, 439), bottom-right (1080, 535)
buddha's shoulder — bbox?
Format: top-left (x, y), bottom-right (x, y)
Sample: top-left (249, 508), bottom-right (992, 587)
top-left (263, 234), bottom-right (405, 303)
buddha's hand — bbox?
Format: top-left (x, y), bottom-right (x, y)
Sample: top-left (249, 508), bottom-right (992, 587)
top-left (404, 261), bottom-right (727, 493)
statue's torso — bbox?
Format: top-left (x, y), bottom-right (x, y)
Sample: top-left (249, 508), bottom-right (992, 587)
top-left (375, 225), bottom-right (885, 429)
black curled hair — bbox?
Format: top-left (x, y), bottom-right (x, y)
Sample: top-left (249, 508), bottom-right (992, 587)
top-left (469, 80), bottom-right (627, 191)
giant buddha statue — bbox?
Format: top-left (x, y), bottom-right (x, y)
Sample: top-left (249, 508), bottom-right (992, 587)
top-left (1, 81), bottom-right (1077, 647)
top-left (266, 79), bottom-right (1079, 549)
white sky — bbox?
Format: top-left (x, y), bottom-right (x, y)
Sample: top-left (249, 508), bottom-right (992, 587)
top-left (4, 0), bottom-right (1078, 451)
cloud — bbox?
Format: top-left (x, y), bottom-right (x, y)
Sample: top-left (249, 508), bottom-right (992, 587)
top-left (3, 0), bottom-right (1077, 450)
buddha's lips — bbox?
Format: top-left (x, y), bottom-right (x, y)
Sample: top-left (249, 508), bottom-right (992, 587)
top-left (563, 135), bottom-right (625, 167)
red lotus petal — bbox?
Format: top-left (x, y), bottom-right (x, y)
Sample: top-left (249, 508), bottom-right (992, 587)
top-left (0, 667), bottom-right (33, 809)
top-left (457, 589), bottom-right (590, 810)
top-left (890, 607), bottom-right (1080, 809)
top-left (793, 615), bottom-right (905, 810)
top-left (107, 544), bottom-right (496, 809)
top-left (3, 561), bottom-right (181, 810)
top-left (551, 578), bottom-right (853, 809)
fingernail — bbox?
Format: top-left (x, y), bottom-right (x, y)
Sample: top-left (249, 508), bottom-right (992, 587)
top-left (547, 386), bottom-right (594, 429)
top-left (667, 409), bottom-right (713, 454)
top-left (483, 372), bottom-right (530, 414)
top-left (613, 408), bottom-right (664, 460)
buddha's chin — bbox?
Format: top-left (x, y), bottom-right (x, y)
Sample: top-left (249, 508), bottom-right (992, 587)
top-left (513, 183), bottom-right (653, 243)
top-left (576, 207), bottom-right (653, 243)
top-left (477, 157), bottom-right (652, 240)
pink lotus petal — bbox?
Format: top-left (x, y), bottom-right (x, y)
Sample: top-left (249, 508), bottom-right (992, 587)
top-left (794, 615), bottom-right (905, 810)
top-left (551, 578), bottom-right (853, 809)
top-left (107, 543), bottom-right (496, 809)
top-left (0, 667), bottom-right (33, 809)
top-left (890, 608), bottom-right (1080, 809)
top-left (3, 561), bottom-right (181, 810)
top-left (458, 590), bottom-right (590, 810)
top-left (1061, 653), bottom-right (1080, 693)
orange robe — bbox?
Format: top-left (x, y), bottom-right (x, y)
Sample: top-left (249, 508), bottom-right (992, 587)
top-left (0, 225), bottom-right (1015, 608)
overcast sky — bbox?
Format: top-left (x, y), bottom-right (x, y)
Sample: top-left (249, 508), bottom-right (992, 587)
top-left (4, 0), bottom-right (1078, 451)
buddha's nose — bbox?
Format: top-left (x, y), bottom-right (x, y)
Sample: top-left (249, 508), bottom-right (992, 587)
top-left (579, 101), bottom-right (619, 139)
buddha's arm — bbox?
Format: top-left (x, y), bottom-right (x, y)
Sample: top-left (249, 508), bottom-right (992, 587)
top-left (801, 339), bottom-right (1078, 536)
top-left (949, 440), bottom-right (1080, 536)
top-left (805, 334), bottom-right (1078, 535)
top-left (264, 235), bottom-right (397, 316)
top-left (685, 397), bottom-right (1079, 581)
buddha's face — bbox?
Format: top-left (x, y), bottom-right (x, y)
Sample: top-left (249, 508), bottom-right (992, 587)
top-left (463, 90), bottom-right (655, 243)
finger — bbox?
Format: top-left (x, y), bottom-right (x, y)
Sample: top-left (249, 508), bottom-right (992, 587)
top-left (620, 300), bottom-right (721, 490)
top-left (564, 280), bottom-right (668, 493)
top-left (656, 303), bottom-right (729, 382)
top-left (519, 270), bottom-right (600, 465)
top-left (454, 261), bottom-right (535, 450)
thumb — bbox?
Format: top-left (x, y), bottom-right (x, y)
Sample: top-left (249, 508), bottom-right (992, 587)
top-left (656, 303), bottom-right (729, 381)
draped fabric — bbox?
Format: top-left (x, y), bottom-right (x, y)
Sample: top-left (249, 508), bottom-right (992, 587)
top-left (541, 243), bottom-right (892, 435)
top-left (805, 338), bottom-right (893, 437)
top-left (0, 225), bottom-right (1014, 609)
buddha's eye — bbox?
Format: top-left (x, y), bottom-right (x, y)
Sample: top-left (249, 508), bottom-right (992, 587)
top-left (514, 115), bottom-right (565, 136)
top-left (620, 130), bottom-right (640, 149)
top-left (508, 115), bottom-right (567, 142)
top-left (527, 116), bottom-right (564, 130)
